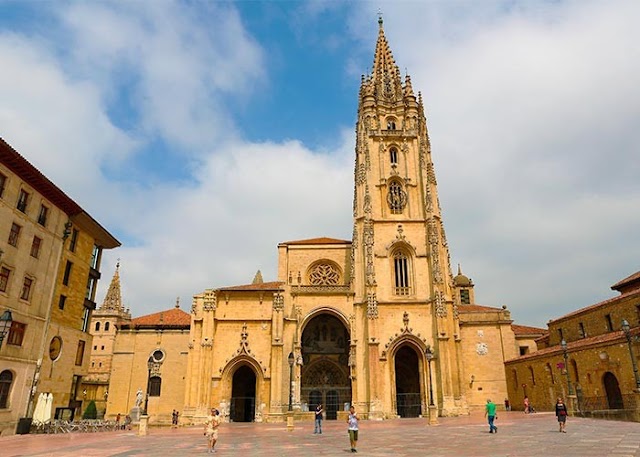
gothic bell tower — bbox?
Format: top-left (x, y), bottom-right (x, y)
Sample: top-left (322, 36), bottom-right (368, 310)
top-left (350, 17), bottom-right (466, 416)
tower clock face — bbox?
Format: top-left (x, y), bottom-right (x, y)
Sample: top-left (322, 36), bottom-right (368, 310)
top-left (49, 336), bottom-right (62, 361)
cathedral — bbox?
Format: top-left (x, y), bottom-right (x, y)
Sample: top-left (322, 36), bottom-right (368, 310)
top-left (96, 19), bottom-right (541, 425)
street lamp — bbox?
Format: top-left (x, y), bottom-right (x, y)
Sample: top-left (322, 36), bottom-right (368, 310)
top-left (144, 356), bottom-right (153, 415)
top-left (621, 320), bottom-right (640, 390)
top-left (560, 339), bottom-right (574, 396)
top-left (287, 352), bottom-right (294, 411)
top-left (0, 310), bottom-right (13, 348)
top-left (425, 346), bottom-right (435, 406)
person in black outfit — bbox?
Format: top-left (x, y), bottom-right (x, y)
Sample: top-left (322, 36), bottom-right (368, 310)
top-left (314, 403), bottom-right (324, 434)
top-left (555, 397), bottom-right (568, 433)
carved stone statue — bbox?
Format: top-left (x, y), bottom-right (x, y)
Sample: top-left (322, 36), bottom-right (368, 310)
top-left (135, 388), bottom-right (143, 407)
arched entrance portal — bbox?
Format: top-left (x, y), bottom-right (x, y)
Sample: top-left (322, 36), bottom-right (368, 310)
top-left (301, 313), bottom-right (351, 419)
top-left (394, 345), bottom-right (422, 418)
top-left (603, 371), bottom-right (623, 409)
top-left (230, 365), bottom-right (256, 422)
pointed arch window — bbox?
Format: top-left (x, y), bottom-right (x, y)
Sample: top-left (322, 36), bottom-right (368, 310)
top-left (386, 117), bottom-right (397, 130)
top-left (393, 250), bottom-right (412, 296)
top-left (105, 322), bottom-right (110, 332)
top-left (95, 321), bottom-right (100, 332)
top-left (149, 376), bottom-right (162, 397)
top-left (387, 181), bottom-right (407, 214)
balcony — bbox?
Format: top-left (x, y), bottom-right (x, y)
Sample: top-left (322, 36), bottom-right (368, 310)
top-left (290, 284), bottom-right (353, 296)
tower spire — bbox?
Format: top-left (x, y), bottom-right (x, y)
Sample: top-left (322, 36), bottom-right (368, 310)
top-left (371, 16), bottom-right (403, 101)
top-left (100, 261), bottom-right (123, 312)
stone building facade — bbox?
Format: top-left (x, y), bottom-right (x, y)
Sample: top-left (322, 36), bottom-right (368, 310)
top-left (180, 20), bottom-right (538, 425)
top-left (0, 138), bottom-right (119, 435)
top-left (505, 270), bottom-right (640, 420)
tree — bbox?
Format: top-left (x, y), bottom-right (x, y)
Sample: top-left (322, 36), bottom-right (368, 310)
top-left (83, 400), bottom-right (97, 419)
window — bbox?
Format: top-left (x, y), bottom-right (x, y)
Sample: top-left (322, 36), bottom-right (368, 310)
top-left (148, 376), bottom-right (162, 397)
top-left (387, 181), bottom-right (407, 214)
top-left (86, 276), bottom-right (98, 301)
top-left (75, 340), bottom-right (86, 366)
top-left (30, 236), bottom-right (42, 258)
top-left (0, 173), bottom-right (6, 199)
top-left (0, 267), bottom-right (10, 293)
top-left (81, 305), bottom-right (91, 332)
top-left (101, 345), bottom-right (104, 350)
top-left (0, 370), bottom-right (13, 408)
top-left (95, 321), bottom-right (101, 332)
top-left (7, 322), bottom-right (26, 346)
top-left (93, 345), bottom-right (97, 351)
top-left (547, 363), bottom-right (555, 384)
top-left (69, 229), bottom-right (79, 252)
top-left (393, 250), bottom-right (411, 295)
top-left (578, 322), bottom-right (586, 338)
top-left (460, 289), bottom-right (470, 305)
top-left (386, 118), bottom-right (396, 130)
top-left (557, 328), bottom-right (564, 341)
top-left (58, 295), bottom-right (66, 310)
top-left (16, 189), bottom-right (29, 212)
top-left (529, 366), bottom-right (535, 385)
top-left (636, 304), bottom-right (640, 325)
top-left (105, 322), bottom-right (110, 332)
top-left (90, 245), bottom-right (102, 270)
top-left (20, 277), bottom-right (33, 301)
top-left (8, 223), bottom-right (21, 247)
top-left (389, 147), bottom-right (398, 165)
top-left (63, 261), bottom-right (73, 286)
top-left (519, 346), bottom-right (529, 356)
top-left (37, 205), bottom-right (49, 226)
top-left (605, 314), bottom-right (613, 331)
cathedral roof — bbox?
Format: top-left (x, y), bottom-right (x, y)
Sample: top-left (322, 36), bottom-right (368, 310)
top-left (279, 237), bottom-right (351, 246)
top-left (218, 281), bottom-right (285, 292)
top-left (127, 307), bottom-right (190, 329)
top-left (511, 324), bottom-right (547, 337)
top-left (458, 304), bottom-right (503, 313)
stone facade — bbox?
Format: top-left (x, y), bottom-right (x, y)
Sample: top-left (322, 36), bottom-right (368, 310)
top-left (506, 271), bottom-right (640, 420)
top-left (105, 306), bottom-right (190, 425)
top-left (0, 138), bottom-right (119, 435)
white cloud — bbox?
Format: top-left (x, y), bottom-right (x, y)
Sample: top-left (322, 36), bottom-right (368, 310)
top-left (1, 0), bottom-right (639, 330)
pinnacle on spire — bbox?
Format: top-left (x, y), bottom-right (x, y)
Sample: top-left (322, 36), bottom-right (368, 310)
top-left (252, 270), bottom-right (264, 284)
top-left (370, 17), bottom-right (403, 101)
top-left (100, 262), bottom-right (123, 312)
top-left (457, 263), bottom-right (462, 275)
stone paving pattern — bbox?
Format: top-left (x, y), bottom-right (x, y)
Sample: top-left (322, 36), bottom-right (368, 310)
top-left (3, 412), bottom-right (640, 456)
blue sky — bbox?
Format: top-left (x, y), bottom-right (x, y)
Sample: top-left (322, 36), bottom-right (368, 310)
top-left (1, 0), bottom-right (639, 328)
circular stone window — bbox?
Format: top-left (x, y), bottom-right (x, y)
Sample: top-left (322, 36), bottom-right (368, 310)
top-left (152, 349), bottom-right (165, 362)
top-left (49, 336), bottom-right (63, 361)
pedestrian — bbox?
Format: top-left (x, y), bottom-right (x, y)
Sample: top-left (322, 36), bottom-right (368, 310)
top-left (314, 403), bottom-right (324, 434)
top-left (524, 396), bottom-right (530, 413)
top-left (204, 408), bottom-right (221, 453)
top-left (124, 415), bottom-right (131, 430)
top-left (485, 398), bottom-right (498, 434)
top-left (347, 405), bottom-right (359, 453)
top-left (504, 398), bottom-right (510, 411)
top-left (116, 413), bottom-right (121, 429)
top-left (172, 409), bottom-right (179, 428)
top-left (555, 397), bottom-right (568, 433)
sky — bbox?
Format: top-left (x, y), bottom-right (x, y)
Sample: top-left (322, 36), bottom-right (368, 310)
top-left (1, 0), bottom-right (638, 328)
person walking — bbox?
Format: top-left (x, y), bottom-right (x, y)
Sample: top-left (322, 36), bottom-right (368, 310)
top-left (204, 408), bottom-right (221, 453)
top-left (314, 403), bottom-right (324, 434)
top-left (555, 397), bottom-right (568, 433)
top-left (347, 405), bottom-right (359, 453)
top-left (524, 396), bottom-right (530, 413)
top-left (485, 398), bottom-right (498, 434)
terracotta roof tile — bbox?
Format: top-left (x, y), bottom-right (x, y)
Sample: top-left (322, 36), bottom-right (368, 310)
top-left (458, 304), bottom-right (503, 313)
top-left (506, 327), bottom-right (639, 363)
top-left (549, 288), bottom-right (640, 324)
top-left (611, 270), bottom-right (640, 291)
top-left (130, 307), bottom-right (190, 328)
top-left (279, 237), bottom-right (351, 246)
top-left (218, 281), bottom-right (285, 292)
top-left (511, 324), bottom-right (547, 336)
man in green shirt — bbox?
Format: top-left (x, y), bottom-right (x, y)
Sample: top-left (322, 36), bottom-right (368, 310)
top-left (485, 399), bottom-right (498, 433)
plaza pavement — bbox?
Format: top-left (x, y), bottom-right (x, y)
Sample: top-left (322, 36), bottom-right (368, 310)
top-left (3, 411), bottom-right (640, 456)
